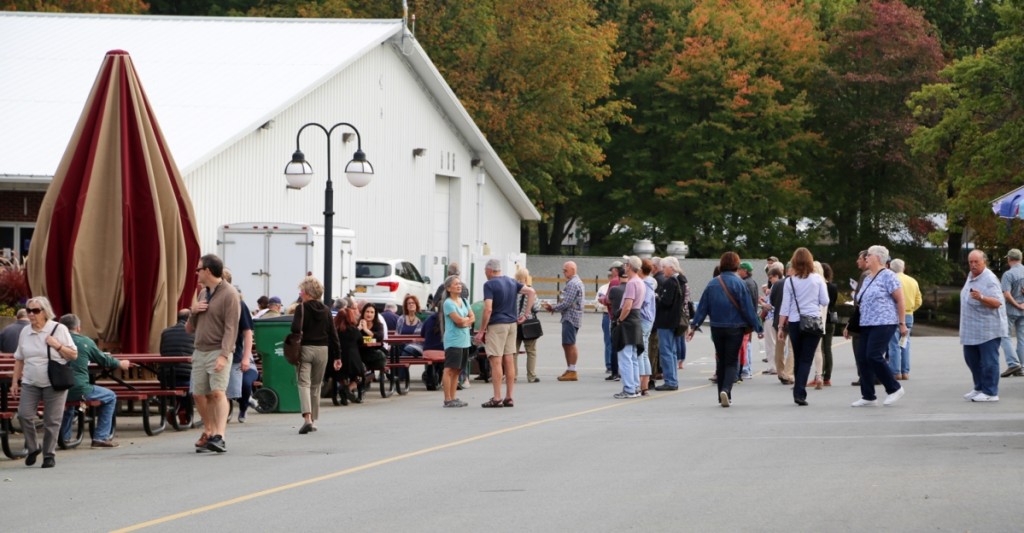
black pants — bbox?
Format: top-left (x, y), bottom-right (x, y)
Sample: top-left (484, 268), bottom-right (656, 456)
top-left (711, 327), bottom-right (745, 400)
top-left (788, 323), bottom-right (823, 401)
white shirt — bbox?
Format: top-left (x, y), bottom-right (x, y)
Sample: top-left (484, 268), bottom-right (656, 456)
top-left (779, 274), bottom-right (830, 322)
top-left (14, 320), bottom-right (76, 387)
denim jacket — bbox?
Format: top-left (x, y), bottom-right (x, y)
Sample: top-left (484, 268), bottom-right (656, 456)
top-left (691, 272), bottom-right (763, 333)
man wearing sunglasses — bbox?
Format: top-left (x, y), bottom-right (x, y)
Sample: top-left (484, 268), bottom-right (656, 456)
top-left (186, 254), bottom-right (240, 454)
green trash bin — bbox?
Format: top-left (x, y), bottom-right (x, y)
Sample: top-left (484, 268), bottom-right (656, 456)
top-left (253, 316), bottom-right (301, 413)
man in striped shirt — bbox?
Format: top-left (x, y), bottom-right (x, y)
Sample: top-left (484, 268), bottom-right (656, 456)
top-left (546, 261), bottom-right (585, 381)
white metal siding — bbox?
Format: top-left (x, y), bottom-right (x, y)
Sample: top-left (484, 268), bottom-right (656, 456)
top-left (185, 44), bottom-right (523, 283)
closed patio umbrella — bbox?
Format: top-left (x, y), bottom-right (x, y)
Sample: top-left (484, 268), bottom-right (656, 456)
top-left (27, 50), bottom-right (200, 353)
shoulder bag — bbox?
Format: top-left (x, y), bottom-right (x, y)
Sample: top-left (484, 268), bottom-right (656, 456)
top-left (674, 277), bottom-right (690, 337)
top-left (518, 294), bottom-right (544, 340)
top-left (846, 275), bottom-right (877, 334)
top-left (283, 304), bottom-right (303, 366)
top-left (46, 324), bottom-right (75, 391)
top-left (718, 276), bottom-right (753, 334)
top-left (789, 278), bottom-right (824, 336)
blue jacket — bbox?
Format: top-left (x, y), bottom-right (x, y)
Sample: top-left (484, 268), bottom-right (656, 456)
top-left (691, 272), bottom-right (763, 333)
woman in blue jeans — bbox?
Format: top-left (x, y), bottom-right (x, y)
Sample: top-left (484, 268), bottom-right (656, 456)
top-left (845, 245), bottom-right (907, 407)
top-left (687, 252), bottom-right (764, 407)
top-left (777, 248), bottom-right (829, 406)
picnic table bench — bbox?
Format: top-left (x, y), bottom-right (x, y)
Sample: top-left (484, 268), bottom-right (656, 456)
top-left (383, 334), bottom-right (443, 396)
top-left (0, 353), bottom-right (192, 459)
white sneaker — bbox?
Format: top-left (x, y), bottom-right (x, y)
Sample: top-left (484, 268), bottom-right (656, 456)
top-left (883, 387), bottom-right (905, 406)
top-left (963, 390), bottom-right (981, 400)
top-left (851, 398), bottom-right (877, 407)
top-left (972, 393), bottom-right (1000, 402)
top-left (720, 391), bottom-right (730, 408)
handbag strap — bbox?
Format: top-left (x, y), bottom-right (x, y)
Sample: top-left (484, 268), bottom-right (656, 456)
top-left (718, 276), bottom-right (743, 313)
top-left (789, 277), bottom-right (803, 316)
top-left (46, 323), bottom-right (61, 362)
top-left (855, 273), bottom-right (878, 307)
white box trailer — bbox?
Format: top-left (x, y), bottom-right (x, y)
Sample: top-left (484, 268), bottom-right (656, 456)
top-left (216, 222), bottom-right (356, 306)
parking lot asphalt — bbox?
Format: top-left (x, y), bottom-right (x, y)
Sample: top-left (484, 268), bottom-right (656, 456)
top-left (3, 311), bottom-right (1022, 533)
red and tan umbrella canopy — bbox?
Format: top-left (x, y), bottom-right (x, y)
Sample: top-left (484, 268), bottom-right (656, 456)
top-left (28, 50), bottom-right (200, 353)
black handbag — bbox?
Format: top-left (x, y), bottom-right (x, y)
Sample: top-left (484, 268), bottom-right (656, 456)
top-left (46, 324), bottom-right (74, 391)
top-left (790, 278), bottom-right (824, 337)
top-left (283, 304), bottom-right (303, 366)
top-left (846, 307), bottom-right (862, 333)
top-left (846, 274), bottom-right (876, 334)
top-left (521, 317), bottom-right (543, 340)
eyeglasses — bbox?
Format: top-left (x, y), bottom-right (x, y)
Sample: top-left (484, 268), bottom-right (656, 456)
top-left (26, 308), bottom-right (43, 315)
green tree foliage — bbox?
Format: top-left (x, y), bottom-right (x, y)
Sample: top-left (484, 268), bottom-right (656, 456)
top-left (3, 0), bottom-right (147, 12)
top-left (412, 0), bottom-right (628, 254)
top-left (909, 1), bottom-right (1024, 251)
top-left (596, 0), bottom-right (822, 257)
top-left (807, 0), bottom-right (945, 251)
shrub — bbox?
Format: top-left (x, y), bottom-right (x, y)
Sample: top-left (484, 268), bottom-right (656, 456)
top-left (0, 257), bottom-right (29, 308)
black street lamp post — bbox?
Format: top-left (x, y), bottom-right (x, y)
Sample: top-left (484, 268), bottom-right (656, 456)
top-left (284, 122), bottom-right (373, 305)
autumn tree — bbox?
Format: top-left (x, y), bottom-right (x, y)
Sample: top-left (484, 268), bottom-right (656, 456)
top-left (596, 0), bottom-right (822, 257)
top-left (412, 0), bottom-right (628, 253)
top-left (807, 0), bottom-right (945, 250)
top-left (909, 1), bottom-right (1024, 252)
top-left (3, 0), bottom-right (147, 12)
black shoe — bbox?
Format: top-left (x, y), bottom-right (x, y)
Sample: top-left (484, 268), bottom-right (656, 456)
top-left (605, 373), bottom-right (620, 381)
top-left (654, 384), bottom-right (679, 391)
top-left (205, 435), bottom-right (227, 453)
top-left (851, 381), bottom-right (860, 386)
top-left (24, 450), bottom-right (40, 466)
top-left (299, 422), bottom-right (313, 435)
top-left (41, 456), bottom-right (55, 468)
top-left (794, 398), bottom-right (808, 406)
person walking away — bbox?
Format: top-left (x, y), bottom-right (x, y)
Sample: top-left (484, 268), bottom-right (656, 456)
top-left (688, 253), bottom-right (764, 407)
top-left (777, 248), bottom-right (829, 406)
top-left (544, 261), bottom-right (584, 381)
top-left (961, 250), bottom-right (1008, 402)
top-left (293, 276), bottom-right (340, 434)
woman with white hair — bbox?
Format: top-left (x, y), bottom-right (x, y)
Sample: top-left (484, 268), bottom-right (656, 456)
top-left (11, 296), bottom-right (78, 468)
top-left (845, 245), bottom-right (907, 407)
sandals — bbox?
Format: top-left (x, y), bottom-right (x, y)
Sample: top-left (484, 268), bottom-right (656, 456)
top-left (481, 398), bottom-right (504, 408)
top-left (502, 398), bottom-right (514, 408)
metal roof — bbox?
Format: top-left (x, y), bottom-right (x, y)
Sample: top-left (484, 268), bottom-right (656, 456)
top-left (0, 11), bottom-right (540, 221)
top-left (0, 12), bottom-right (401, 177)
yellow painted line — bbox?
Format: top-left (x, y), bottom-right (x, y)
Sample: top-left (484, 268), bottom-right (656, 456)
top-left (111, 383), bottom-right (708, 533)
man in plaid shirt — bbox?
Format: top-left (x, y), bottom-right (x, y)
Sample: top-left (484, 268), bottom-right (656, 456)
top-left (545, 261), bottom-right (585, 381)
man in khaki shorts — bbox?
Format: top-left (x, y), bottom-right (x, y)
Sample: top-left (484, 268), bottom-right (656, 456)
top-left (475, 259), bottom-right (535, 408)
top-left (186, 254), bottom-right (240, 453)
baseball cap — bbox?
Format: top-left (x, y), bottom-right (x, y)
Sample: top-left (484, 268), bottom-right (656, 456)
top-left (1008, 249), bottom-right (1023, 261)
top-left (739, 261), bottom-right (754, 272)
top-left (268, 296), bottom-right (282, 305)
top-left (609, 260), bottom-right (623, 270)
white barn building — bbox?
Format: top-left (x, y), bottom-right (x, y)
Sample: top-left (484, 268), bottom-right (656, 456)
top-left (0, 12), bottom-right (539, 299)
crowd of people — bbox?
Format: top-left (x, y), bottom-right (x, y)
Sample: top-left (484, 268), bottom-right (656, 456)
top-left (3, 245), bottom-right (1020, 466)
